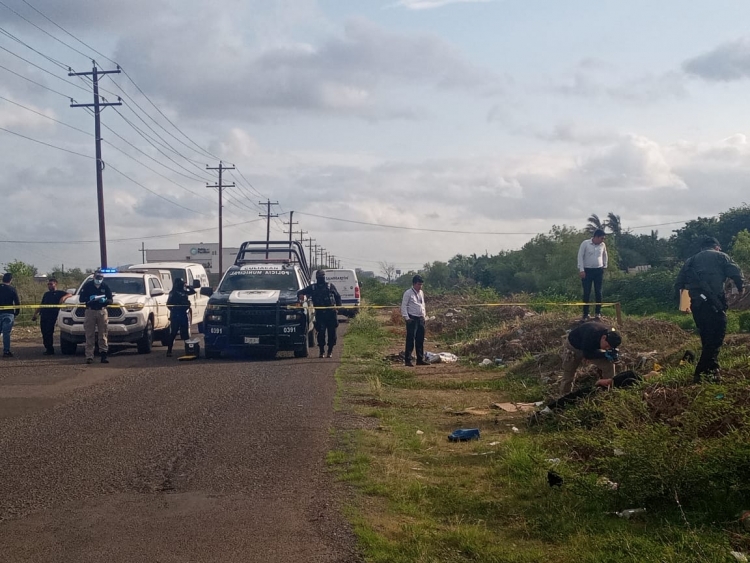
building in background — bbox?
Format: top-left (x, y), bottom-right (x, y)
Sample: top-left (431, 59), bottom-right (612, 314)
top-left (145, 243), bottom-right (240, 275)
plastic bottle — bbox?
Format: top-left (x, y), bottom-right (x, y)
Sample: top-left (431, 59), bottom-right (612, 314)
top-left (616, 508), bottom-right (646, 519)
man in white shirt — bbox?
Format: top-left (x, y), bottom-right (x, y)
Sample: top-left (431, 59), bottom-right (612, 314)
top-left (577, 229), bottom-right (608, 320)
top-left (401, 274), bottom-right (427, 367)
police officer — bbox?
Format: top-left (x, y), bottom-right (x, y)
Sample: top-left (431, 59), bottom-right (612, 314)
top-left (0, 272), bottom-right (20, 358)
top-left (675, 236), bottom-right (744, 383)
top-left (31, 278), bottom-right (72, 355)
top-left (298, 270), bottom-right (342, 358)
top-left (79, 271), bottom-right (113, 364)
top-left (165, 277), bottom-right (195, 357)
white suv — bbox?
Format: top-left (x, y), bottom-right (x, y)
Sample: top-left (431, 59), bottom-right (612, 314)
top-left (58, 271), bottom-right (171, 355)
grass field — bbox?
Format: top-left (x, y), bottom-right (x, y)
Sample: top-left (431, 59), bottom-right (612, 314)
top-left (331, 308), bottom-right (750, 562)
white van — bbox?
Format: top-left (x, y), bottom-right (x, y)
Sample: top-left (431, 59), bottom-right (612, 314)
top-left (128, 262), bottom-right (211, 325)
top-left (313, 269), bottom-right (360, 317)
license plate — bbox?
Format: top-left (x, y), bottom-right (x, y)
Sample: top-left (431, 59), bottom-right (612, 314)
top-left (244, 337), bottom-right (260, 344)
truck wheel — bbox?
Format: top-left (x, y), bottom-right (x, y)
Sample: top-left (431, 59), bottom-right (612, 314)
top-left (294, 345), bottom-right (309, 358)
top-left (60, 339), bottom-right (77, 355)
top-left (137, 319), bottom-right (154, 354)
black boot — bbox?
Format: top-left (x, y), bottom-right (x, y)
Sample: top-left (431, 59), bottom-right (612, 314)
top-left (100, 353), bottom-right (109, 364)
top-left (319, 349), bottom-right (325, 358)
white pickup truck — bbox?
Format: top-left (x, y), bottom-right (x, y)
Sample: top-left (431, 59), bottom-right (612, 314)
top-left (57, 271), bottom-right (172, 355)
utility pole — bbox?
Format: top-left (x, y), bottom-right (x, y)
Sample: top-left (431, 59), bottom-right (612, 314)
top-left (312, 244), bottom-right (320, 269)
top-left (139, 242), bottom-right (146, 263)
top-left (207, 161), bottom-right (235, 278)
top-left (70, 62), bottom-right (122, 268)
top-left (308, 238), bottom-right (316, 270)
top-left (283, 211), bottom-right (298, 259)
top-left (259, 199), bottom-right (279, 258)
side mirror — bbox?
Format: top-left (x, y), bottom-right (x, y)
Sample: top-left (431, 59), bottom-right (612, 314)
top-left (200, 287), bottom-right (214, 297)
top-left (151, 288), bottom-right (164, 297)
top-left (193, 279), bottom-right (201, 288)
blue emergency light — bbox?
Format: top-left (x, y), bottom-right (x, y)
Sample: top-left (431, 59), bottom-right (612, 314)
top-left (99, 268), bottom-right (118, 274)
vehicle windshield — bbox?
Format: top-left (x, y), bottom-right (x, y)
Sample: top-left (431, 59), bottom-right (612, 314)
top-left (164, 268), bottom-right (187, 284)
top-left (93, 277), bottom-right (146, 295)
top-left (219, 270), bottom-right (299, 292)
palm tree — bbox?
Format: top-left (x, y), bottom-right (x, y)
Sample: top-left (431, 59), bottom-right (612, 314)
top-left (606, 212), bottom-right (622, 237)
top-left (586, 213), bottom-right (605, 234)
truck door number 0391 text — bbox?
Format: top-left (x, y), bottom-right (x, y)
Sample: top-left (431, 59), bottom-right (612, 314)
top-left (283, 326), bottom-right (296, 333)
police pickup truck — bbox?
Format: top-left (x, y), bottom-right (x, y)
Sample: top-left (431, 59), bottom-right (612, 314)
top-left (57, 269), bottom-right (172, 355)
top-left (199, 241), bottom-right (315, 359)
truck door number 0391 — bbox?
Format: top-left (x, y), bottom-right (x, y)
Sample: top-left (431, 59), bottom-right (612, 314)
top-left (283, 326), bottom-right (296, 333)
top-left (210, 327), bottom-right (223, 334)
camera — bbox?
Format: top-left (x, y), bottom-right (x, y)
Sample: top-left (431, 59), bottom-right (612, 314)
top-left (604, 348), bottom-right (620, 362)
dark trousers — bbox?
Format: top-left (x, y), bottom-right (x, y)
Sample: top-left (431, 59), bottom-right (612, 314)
top-left (167, 316), bottom-right (190, 352)
top-left (405, 315), bottom-right (425, 362)
top-left (582, 267), bottom-right (604, 317)
top-left (316, 312), bottom-right (338, 352)
top-left (691, 299), bottom-right (727, 382)
top-left (40, 316), bottom-right (57, 351)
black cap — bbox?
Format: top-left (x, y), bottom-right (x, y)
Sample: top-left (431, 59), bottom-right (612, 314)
top-left (605, 330), bottom-right (622, 348)
top-left (93, 271), bottom-right (104, 280)
top-left (316, 270), bottom-right (325, 279)
top-left (174, 277), bottom-right (184, 286)
top-left (1, 272), bottom-right (11, 283)
top-left (701, 236), bottom-right (720, 249)
top-left (412, 274), bottom-right (424, 284)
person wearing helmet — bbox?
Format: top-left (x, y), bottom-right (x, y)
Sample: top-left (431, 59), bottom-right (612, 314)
top-left (165, 277), bottom-right (196, 357)
top-left (79, 270), bottom-right (113, 364)
top-left (298, 270), bottom-right (342, 358)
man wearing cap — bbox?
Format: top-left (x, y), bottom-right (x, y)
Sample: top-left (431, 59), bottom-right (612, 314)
top-left (577, 229), bottom-right (608, 320)
top-left (0, 273), bottom-right (20, 358)
top-left (31, 278), bottom-right (72, 355)
top-left (559, 321), bottom-right (621, 394)
top-left (298, 270), bottom-right (342, 358)
top-left (675, 236), bottom-right (744, 383)
top-left (79, 271), bottom-right (113, 364)
top-left (401, 275), bottom-right (427, 367)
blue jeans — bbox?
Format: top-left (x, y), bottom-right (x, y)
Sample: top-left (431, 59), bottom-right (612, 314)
top-left (0, 313), bottom-right (14, 353)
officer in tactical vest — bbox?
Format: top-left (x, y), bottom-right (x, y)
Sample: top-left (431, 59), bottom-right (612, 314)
top-left (675, 236), bottom-right (744, 383)
top-left (298, 270), bottom-right (342, 358)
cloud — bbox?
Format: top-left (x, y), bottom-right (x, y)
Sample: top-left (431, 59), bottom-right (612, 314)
top-left (113, 17), bottom-right (502, 121)
top-left (394, 0), bottom-right (495, 9)
top-left (683, 37), bottom-right (750, 81)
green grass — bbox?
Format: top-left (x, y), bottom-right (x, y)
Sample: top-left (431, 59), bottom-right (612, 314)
top-left (332, 308), bottom-right (750, 562)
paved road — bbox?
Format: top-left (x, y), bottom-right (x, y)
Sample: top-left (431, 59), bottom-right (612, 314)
top-left (0, 332), bottom-right (358, 563)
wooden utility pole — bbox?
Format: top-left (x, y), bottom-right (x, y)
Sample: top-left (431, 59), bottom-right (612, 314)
top-left (283, 211), bottom-right (298, 259)
top-left (69, 62), bottom-right (122, 268)
top-left (307, 238), bottom-right (316, 270)
top-left (139, 242), bottom-right (146, 263)
top-left (207, 161), bottom-right (235, 277)
top-left (259, 200), bottom-right (279, 258)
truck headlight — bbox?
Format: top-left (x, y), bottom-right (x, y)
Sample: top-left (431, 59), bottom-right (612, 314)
top-left (207, 314), bottom-right (223, 322)
top-left (285, 313), bottom-right (300, 321)
top-left (207, 304), bottom-right (223, 311)
top-left (126, 304), bottom-right (145, 312)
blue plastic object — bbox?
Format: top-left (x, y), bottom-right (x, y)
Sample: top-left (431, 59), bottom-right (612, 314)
top-left (99, 268), bottom-right (118, 273)
top-left (448, 428), bottom-right (480, 442)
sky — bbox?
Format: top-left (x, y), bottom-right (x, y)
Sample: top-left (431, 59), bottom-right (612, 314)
top-left (2, 0), bottom-right (750, 275)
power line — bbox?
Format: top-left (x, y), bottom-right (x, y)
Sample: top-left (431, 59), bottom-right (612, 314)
top-left (0, 62), bottom-right (78, 99)
top-left (0, 24), bottom-right (69, 70)
top-left (106, 162), bottom-right (208, 216)
top-left (0, 218), bottom-right (265, 244)
top-left (0, 125), bottom-right (93, 158)
top-left (0, 94), bottom-right (92, 136)
top-left (0, 0), bottom-right (91, 62)
top-left (0, 43), bottom-right (90, 92)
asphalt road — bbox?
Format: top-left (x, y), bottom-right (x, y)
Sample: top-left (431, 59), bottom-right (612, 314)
top-left (0, 329), bottom-right (359, 563)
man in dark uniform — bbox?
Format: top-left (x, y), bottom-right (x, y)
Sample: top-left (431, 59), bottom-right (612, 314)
top-left (79, 271), bottom-right (114, 364)
top-left (31, 278), bottom-right (72, 355)
top-left (559, 321), bottom-right (621, 394)
top-left (165, 277), bottom-right (195, 357)
top-left (675, 236), bottom-right (744, 383)
top-left (298, 270), bottom-right (342, 358)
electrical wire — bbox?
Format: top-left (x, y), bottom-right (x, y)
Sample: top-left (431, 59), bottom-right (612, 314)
top-left (0, 94), bottom-right (92, 136)
top-left (0, 125), bottom-right (93, 158)
top-left (0, 62), bottom-right (78, 100)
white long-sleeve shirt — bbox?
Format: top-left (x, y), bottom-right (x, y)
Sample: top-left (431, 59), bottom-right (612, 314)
top-left (401, 287), bottom-right (426, 319)
top-left (577, 239), bottom-right (608, 271)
